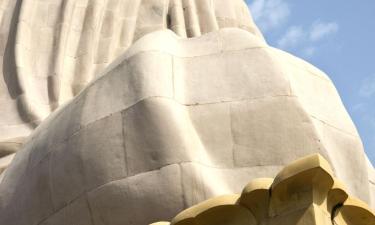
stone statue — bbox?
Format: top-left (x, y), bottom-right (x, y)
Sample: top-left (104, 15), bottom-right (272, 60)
top-left (0, 0), bottom-right (373, 224)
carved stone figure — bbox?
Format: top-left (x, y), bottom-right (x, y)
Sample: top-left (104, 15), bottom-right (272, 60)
top-left (0, 1), bottom-right (373, 225)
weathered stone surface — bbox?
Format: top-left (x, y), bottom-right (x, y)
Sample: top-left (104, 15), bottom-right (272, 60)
top-left (87, 164), bottom-right (184, 225)
top-left (156, 154), bottom-right (375, 225)
top-left (0, 1), bottom-right (373, 225)
top-left (0, 0), bottom-right (262, 146)
top-left (0, 27), bottom-right (373, 224)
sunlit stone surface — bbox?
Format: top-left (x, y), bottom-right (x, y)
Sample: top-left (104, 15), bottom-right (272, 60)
top-left (155, 154), bottom-right (375, 225)
top-left (0, 1), bottom-right (373, 225)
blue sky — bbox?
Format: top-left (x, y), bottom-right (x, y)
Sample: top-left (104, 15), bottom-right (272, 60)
top-left (245, 0), bottom-right (375, 164)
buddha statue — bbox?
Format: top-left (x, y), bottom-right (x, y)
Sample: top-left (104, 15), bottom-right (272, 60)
top-left (0, 0), bottom-right (373, 224)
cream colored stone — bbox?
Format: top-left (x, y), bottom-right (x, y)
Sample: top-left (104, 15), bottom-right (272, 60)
top-left (0, 1), bottom-right (373, 224)
top-left (88, 164), bottom-right (184, 225)
top-left (0, 153), bottom-right (14, 175)
top-left (334, 197), bottom-right (375, 225)
top-left (123, 98), bottom-right (200, 175)
top-left (155, 154), bottom-right (375, 225)
top-left (187, 103), bottom-right (233, 167)
top-left (0, 0), bottom-right (263, 146)
top-left (171, 195), bottom-right (258, 225)
top-left (239, 178), bottom-right (273, 222)
top-left (39, 195), bottom-right (94, 225)
top-left (180, 162), bottom-right (282, 207)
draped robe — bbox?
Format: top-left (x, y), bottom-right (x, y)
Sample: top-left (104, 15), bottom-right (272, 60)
top-left (0, 1), bottom-right (373, 224)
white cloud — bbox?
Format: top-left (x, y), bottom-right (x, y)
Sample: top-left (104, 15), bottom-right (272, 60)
top-left (309, 21), bottom-right (339, 41)
top-left (359, 74), bottom-right (375, 97)
top-left (276, 20), bottom-right (339, 54)
top-left (250, 0), bottom-right (290, 32)
top-left (352, 103), bottom-right (366, 113)
top-left (303, 47), bottom-right (316, 57)
top-left (249, 1), bottom-right (339, 56)
top-left (276, 26), bottom-right (304, 49)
